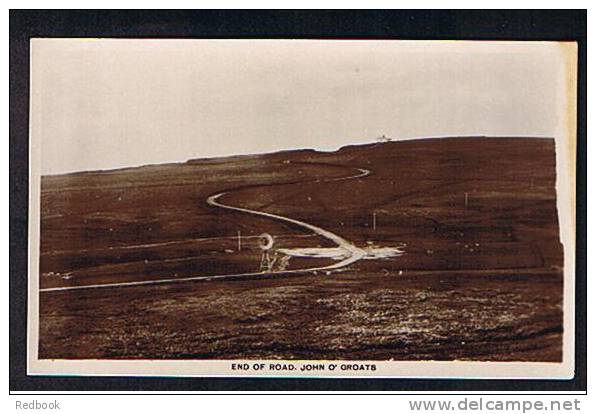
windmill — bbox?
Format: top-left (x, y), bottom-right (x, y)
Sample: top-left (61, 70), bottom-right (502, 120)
top-left (258, 233), bottom-right (277, 272)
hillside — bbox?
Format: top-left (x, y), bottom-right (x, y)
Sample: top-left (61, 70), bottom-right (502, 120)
top-left (38, 137), bottom-right (563, 361)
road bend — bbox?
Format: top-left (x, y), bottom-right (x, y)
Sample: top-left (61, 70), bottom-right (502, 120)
top-left (40, 163), bottom-right (370, 293)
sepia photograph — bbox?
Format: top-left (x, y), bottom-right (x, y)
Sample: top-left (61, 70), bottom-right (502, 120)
top-left (27, 38), bottom-right (577, 378)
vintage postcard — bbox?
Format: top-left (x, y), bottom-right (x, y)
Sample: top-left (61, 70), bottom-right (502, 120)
top-left (28, 39), bottom-right (577, 378)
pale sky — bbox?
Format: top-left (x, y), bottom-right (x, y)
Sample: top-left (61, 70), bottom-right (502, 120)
top-left (30, 39), bottom-right (572, 174)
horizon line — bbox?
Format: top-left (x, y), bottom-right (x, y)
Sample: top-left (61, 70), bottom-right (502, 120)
top-left (40, 134), bottom-right (555, 178)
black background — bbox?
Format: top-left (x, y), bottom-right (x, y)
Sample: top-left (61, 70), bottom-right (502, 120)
top-left (9, 9), bottom-right (587, 392)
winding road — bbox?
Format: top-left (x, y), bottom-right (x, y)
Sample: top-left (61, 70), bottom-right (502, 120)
top-left (40, 163), bottom-right (371, 293)
top-left (207, 166), bottom-right (370, 269)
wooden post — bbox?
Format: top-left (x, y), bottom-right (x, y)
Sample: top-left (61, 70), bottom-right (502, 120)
top-left (373, 212), bottom-right (377, 231)
top-left (237, 230), bottom-right (242, 252)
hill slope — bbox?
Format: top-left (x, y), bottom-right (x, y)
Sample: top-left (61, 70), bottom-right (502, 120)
top-left (38, 137), bottom-right (563, 361)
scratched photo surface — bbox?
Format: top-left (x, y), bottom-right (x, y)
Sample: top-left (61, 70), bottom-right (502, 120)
top-left (33, 40), bottom-right (571, 362)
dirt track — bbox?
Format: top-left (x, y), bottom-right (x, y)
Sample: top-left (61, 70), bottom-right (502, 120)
top-left (38, 137), bottom-right (564, 361)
